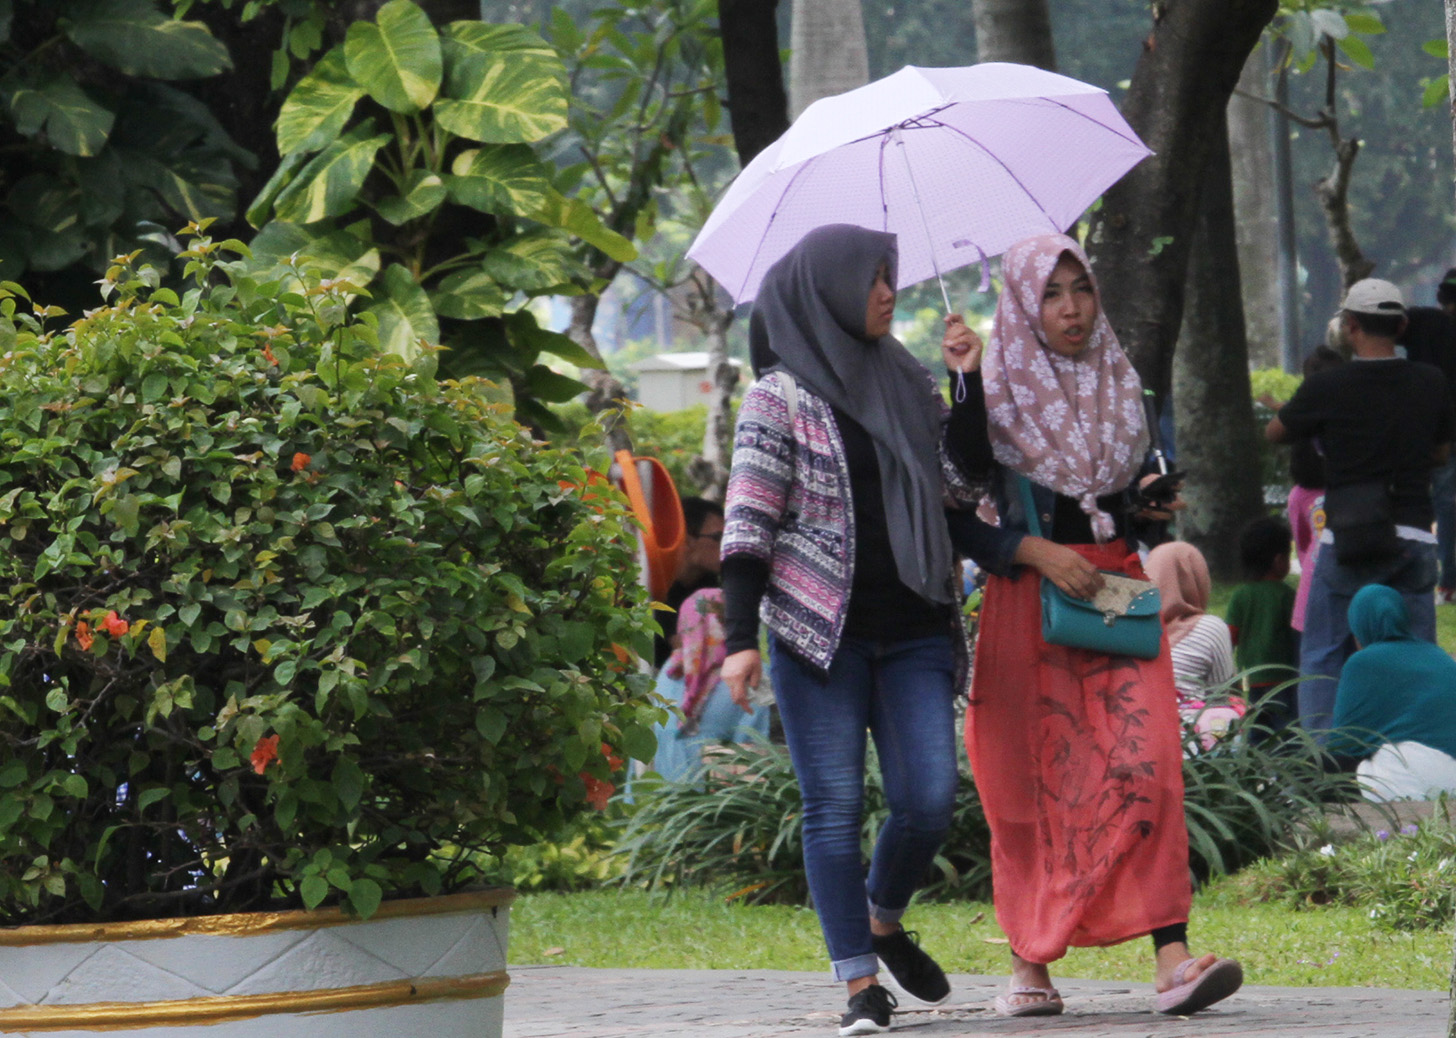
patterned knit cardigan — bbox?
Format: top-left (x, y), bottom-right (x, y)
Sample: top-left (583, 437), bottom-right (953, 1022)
top-left (722, 370), bottom-right (986, 689)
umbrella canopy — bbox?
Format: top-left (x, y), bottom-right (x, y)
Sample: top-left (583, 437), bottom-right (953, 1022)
top-left (688, 63), bottom-right (1151, 305)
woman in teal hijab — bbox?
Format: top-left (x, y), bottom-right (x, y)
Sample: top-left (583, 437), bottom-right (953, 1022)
top-left (1331, 584), bottom-right (1456, 801)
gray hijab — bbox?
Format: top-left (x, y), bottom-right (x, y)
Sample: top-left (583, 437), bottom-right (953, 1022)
top-left (750, 224), bottom-right (954, 605)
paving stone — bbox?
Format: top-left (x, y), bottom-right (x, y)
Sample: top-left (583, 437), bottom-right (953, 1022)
top-left (504, 966), bottom-right (1446, 1038)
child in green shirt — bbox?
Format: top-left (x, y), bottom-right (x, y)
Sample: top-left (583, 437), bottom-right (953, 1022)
top-left (1225, 517), bottom-right (1299, 736)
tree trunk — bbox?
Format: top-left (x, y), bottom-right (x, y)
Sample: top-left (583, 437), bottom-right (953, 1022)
top-left (970, 0), bottom-right (1056, 70)
top-left (568, 295), bottom-right (633, 455)
top-left (685, 271), bottom-right (738, 501)
top-left (1229, 49), bottom-right (1281, 369)
top-left (1316, 136), bottom-right (1374, 289)
top-left (788, 0), bottom-right (869, 118)
top-left (1086, 0), bottom-right (1278, 402)
top-left (1172, 116), bottom-right (1267, 581)
top-left (718, 0), bottom-right (791, 166)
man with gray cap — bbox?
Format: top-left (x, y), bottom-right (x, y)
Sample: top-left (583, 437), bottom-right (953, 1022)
top-left (1266, 278), bottom-right (1454, 744)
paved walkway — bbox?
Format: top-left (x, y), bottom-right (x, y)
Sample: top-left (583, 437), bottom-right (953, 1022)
top-left (504, 966), bottom-right (1448, 1038)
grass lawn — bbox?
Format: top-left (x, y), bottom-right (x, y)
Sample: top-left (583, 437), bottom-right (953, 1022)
top-left (509, 887), bottom-right (1452, 990)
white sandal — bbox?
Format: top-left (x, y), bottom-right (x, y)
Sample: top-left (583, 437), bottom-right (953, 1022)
top-left (994, 985), bottom-right (1064, 1017)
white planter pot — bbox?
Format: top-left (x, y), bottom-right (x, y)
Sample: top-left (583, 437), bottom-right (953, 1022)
top-left (0, 888), bottom-right (513, 1038)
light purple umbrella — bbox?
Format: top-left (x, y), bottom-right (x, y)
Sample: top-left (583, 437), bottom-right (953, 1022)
top-left (688, 63), bottom-right (1151, 306)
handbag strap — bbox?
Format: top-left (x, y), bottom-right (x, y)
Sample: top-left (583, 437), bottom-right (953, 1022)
top-left (1015, 472), bottom-right (1043, 539)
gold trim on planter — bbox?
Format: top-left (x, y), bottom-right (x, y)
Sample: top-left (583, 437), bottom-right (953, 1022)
top-left (0, 971), bottom-right (510, 1032)
top-left (0, 889), bottom-right (516, 946)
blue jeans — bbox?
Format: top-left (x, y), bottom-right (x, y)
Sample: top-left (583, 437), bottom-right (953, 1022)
top-left (1299, 538), bottom-right (1437, 742)
top-left (769, 633), bottom-right (958, 982)
top-left (1434, 457), bottom-right (1456, 589)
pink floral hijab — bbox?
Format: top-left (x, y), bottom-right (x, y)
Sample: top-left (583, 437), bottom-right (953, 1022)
top-left (983, 233), bottom-right (1149, 542)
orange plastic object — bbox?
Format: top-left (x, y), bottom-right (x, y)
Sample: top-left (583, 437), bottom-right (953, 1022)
top-left (613, 449), bottom-right (684, 602)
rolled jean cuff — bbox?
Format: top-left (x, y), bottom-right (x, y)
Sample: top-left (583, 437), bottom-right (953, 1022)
top-left (832, 952), bottom-right (880, 983)
top-left (867, 896), bottom-right (905, 926)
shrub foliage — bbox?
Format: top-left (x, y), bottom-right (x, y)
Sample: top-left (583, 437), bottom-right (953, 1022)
top-left (0, 232), bottom-right (658, 924)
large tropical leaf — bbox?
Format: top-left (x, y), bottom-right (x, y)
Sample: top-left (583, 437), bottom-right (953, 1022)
top-left (436, 24), bottom-right (566, 143)
top-left (445, 145), bottom-right (550, 216)
top-left (8, 76), bottom-right (114, 157)
top-left (246, 220), bottom-right (382, 299)
top-left (480, 232), bottom-right (586, 293)
top-left (245, 150), bottom-right (311, 227)
top-left (523, 363), bottom-right (587, 404)
top-left (432, 268), bottom-right (507, 320)
top-left (276, 49), bottom-right (364, 155)
top-left (532, 189), bottom-right (636, 263)
top-left (367, 264), bottom-right (438, 363)
top-left (6, 176), bottom-right (87, 271)
top-left (376, 169), bottom-right (447, 225)
top-left (118, 151), bottom-right (234, 221)
top-left (272, 127), bottom-right (391, 225)
top-left (343, 0), bottom-right (441, 114)
top-left (65, 0), bottom-right (230, 80)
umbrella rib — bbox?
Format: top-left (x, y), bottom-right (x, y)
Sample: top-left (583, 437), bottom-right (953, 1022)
top-left (735, 159), bottom-right (821, 301)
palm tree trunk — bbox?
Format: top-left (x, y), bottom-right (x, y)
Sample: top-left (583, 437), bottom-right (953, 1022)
top-left (970, 0), bottom-right (1056, 70)
top-left (1173, 115), bottom-right (1267, 581)
top-left (788, 0), bottom-right (869, 118)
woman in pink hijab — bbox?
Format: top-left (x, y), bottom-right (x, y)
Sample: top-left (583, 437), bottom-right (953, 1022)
top-left (1145, 541), bottom-right (1243, 746)
top-left (943, 234), bottom-right (1242, 1018)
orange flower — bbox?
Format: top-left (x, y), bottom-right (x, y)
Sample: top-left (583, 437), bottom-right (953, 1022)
top-left (262, 343), bottom-right (279, 366)
top-left (74, 621), bottom-right (94, 651)
top-left (601, 742), bottom-right (624, 771)
top-left (100, 610), bottom-right (129, 637)
top-left (581, 773), bottom-right (614, 811)
top-left (291, 452), bottom-right (310, 472)
top-left (250, 735), bottom-right (279, 775)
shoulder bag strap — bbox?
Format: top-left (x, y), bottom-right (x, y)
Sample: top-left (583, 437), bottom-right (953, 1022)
top-left (1015, 471), bottom-right (1043, 539)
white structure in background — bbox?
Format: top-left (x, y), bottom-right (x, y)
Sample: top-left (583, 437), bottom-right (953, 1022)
top-left (631, 352), bottom-right (742, 412)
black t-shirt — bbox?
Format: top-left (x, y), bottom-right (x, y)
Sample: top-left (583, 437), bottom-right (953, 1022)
top-left (1398, 306), bottom-right (1456, 386)
top-left (1277, 358), bottom-right (1455, 529)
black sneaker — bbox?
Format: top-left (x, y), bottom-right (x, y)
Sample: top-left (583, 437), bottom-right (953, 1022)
top-left (871, 929), bottom-right (950, 1004)
top-left (839, 984), bottom-right (897, 1036)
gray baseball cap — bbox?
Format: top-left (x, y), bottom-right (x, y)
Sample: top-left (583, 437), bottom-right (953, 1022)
top-left (1340, 278), bottom-right (1406, 316)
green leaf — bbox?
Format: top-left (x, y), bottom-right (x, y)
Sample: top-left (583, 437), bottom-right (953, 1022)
top-left (1337, 34), bottom-right (1374, 71)
top-left (246, 149), bottom-right (312, 228)
top-left (505, 309), bottom-right (598, 367)
top-left (445, 145), bottom-right (551, 216)
top-left (432, 269), bottom-right (507, 320)
top-left (277, 49), bottom-right (365, 155)
top-left (348, 877), bottom-right (383, 918)
top-left (344, 0), bottom-right (441, 114)
top-left (332, 757), bottom-right (365, 811)
top-left (481, 233), bottom-right (581, 292)
top-left (532, 189), bottom-right (636, 262)
top-left (1343, 13), bottom-right (1384, 36)
top-left (1422, 76), bottom-right (1450, 109)
top-left (366, 264), bottom-right (438, 361)
top-left (1423, 38), bottom-right (1448, 60)
top-left (65, 0), bottom-right (230, 79)
top-left (8, 77), bottom-right (115, 157)
top-left (247, 221), bottom-right (382, 290)
top-left (300, 873), bottom-right (328, 909)
top-left (376, 170), bottom-right (447, 225)
top-left (524, 364), bottom-right (586, 403)
top-left (273, 127), bottom-right (391, 224)
top-left (436, 24), bottom-right (567, 143)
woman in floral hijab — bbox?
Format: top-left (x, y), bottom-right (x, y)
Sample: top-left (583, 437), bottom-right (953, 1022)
top-left (946, 233), bottom-right (1242, 1018)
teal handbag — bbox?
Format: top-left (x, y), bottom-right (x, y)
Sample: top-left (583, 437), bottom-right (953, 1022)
top-left (1016, 474), bottom-right (1164, 660)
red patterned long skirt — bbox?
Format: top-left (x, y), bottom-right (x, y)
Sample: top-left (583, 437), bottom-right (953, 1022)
top-left (965, 541), bottom-right (1191, 964)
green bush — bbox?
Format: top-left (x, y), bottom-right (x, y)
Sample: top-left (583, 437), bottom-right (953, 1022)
top-left (1224, 809), bottom-right (1456, 930)
top-left (0, 232), bottom-right (659, 924)
top-left (614, 739), bottom-right (991, 905)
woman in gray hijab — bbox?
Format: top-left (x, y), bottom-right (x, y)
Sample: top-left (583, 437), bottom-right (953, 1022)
top-left (719, 224), bottom-right (986, 1036)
